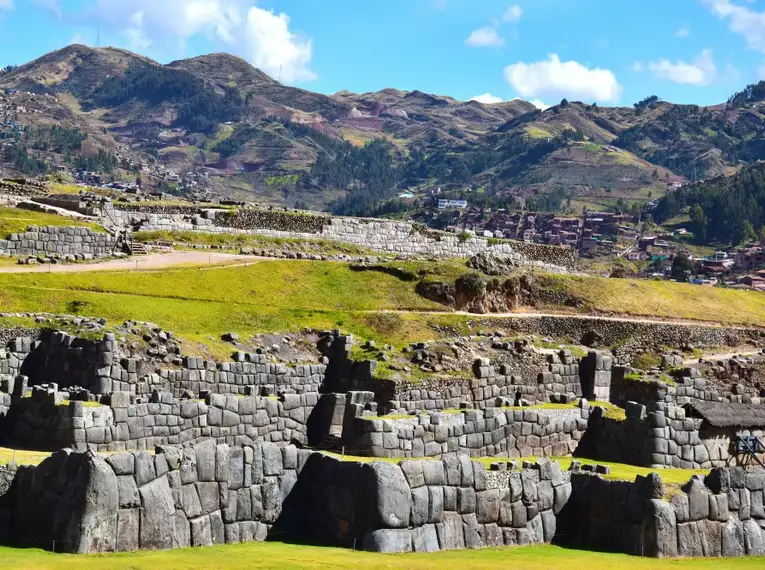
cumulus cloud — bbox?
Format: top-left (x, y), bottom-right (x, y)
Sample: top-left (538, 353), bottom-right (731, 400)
top-left (702, 0), bottom-right (765, 52)
top-left (244, 5), bottom-right (315, 83)
top-left (648, 49), bottom-right (717, 86)
top-left (529, 99), bottom-right (550, 110)
top-left (470, 93), bottom-right (503, 104)
top-left (503, 5), bottom-right (523, 23)
top-left (82, 0), bottom-right (316, 84)
top-left (675, 26), bottom-right (690, 38)
top-left (504, 53), bottom-right (623, 103)
top-left (465, 26), bottom-right (505, 47)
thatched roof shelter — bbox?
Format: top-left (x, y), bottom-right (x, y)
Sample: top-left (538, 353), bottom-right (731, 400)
top-left (687, 402), bottom-right (765, 429)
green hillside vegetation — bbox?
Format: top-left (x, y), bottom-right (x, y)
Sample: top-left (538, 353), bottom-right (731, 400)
top-left (654, 162), bottom-right (765, 245)
top-left (8, 45), bottom-right (765, 213)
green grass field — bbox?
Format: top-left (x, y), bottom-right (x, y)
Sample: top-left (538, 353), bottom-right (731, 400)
top-left (0, 260), bottom-right (458, 357)
top-left (0, 207), bottom-right (104, 238)
top-left (0, 542), bottom-right (762, 570)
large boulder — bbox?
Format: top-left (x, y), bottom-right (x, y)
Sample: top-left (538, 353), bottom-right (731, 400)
top-left (76, 453), bottom-right (119, 554)
top-left (362, 529), bottom-right (412, 553)
top-left (643, 499), bottom-right (677, 558)
top-left (138, 475), bottom-right (176, 550)
top-left (364, 462), bottom-right (411, 529)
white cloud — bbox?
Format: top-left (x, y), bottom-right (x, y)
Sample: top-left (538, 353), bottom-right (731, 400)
top-left (0, 0), bottom-right (13, 12)
top-left (471, 93), bottom-right (503, 104)
top-left (244, 5), bottom-right (315, 83)
top-left (85, 0), bottom-right (316, 84)
top-left (529, 99), bottom-right (550, 110)
top-left (503, 5), bottom-right (523, 23)
top-left (632, 61), bottom-right (644, 72)
top-left (504, 53), bottom-right (623, 103)
top-left (702, 0), bottom-right (765, 52)
top-left (465, 26), bottom-right (505, 47)
top-left (648, 49), bottom-right (718, 86)
top-left (675, 26), bottom-right (690, 38)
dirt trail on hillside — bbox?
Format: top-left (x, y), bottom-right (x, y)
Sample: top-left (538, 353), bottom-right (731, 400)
top-left (0, 251), bottom-right (265, 273)
top-left (372, 309), bottom-right (764, 330)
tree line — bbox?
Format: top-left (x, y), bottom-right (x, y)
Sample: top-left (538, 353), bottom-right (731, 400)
top-left (653, 164), bottom-right (765, 246)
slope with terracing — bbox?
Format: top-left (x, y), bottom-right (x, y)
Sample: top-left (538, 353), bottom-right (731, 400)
top-left (1, 181), bottom-right (765, 565)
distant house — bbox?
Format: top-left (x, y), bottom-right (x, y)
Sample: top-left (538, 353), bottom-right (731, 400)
top-left (638, 236), bottom-right (657, 251)
top-left (398, 192), bottom-right (415, 199)
top-left (437, 199), bottom-right (468, 210)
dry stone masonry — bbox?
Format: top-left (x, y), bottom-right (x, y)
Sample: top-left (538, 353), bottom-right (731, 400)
top-left (100, 202), bottom-right (575, 270)
top-left (0, 226), bottom-right (117, 260)
top-left (1, 322), bottom-right (765, 559)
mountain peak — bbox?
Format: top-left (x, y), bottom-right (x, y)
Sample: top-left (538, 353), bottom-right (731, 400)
top-left (168, 53), bottom-right (277, 87)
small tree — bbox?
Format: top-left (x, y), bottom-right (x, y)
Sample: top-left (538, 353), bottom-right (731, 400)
top-left (671, 252), bottom-right (694, 282)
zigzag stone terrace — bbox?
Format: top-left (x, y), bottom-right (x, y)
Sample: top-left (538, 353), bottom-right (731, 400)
top-left (0, 314), bottom-right (765, 557)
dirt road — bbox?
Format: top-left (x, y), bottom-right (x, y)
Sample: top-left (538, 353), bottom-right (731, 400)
top-left (0, 252), bottom-right (263, 274)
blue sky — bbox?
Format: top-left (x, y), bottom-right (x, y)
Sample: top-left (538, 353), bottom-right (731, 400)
top-left (0, 0), bottom-right (763, 107)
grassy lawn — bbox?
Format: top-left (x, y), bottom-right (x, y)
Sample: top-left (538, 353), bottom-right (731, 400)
top-left (0, 207), bottom-right (105, 238)
top-left (0, 260), bottom-right (460, 356)
top-left (0, 542), bottom-right (763, 569)
top-left (2, 542), bottom-right (765, 570)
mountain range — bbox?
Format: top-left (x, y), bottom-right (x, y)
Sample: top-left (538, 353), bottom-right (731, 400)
top-left (2, 45), bottom-right (765, 213)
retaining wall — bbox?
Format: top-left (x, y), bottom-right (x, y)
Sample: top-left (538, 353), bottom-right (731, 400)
top-left (9, 390), bottom-right (317, 452)
top-left (344, 407), bottom-right (588, 459)
top-left (1, 331), bottom-right (326, 398)
top-left (102, 204), bottom-right (575, 269)
top-left (0, 226), bottom-right (116, 259)
top-left (0, 444), bottom-right (570, 554)
top-left (577, 403), bottom-right (741, 469)
top-left (561, 468), bottom-right (765, 558)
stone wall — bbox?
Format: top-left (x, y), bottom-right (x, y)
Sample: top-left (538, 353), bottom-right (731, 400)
top-left (9, 390), bottom-right (317, 452)
top-left (0, 445), bottom-right (570, 554)
top-left (101, 203), bottom-right (576, 270)
top-left (0, 331), bottom-right (112, 393)
top-left (2, 442), bottom-right (305, 553)
top-left (0, 226), bottom-right (116, 260)
top-left (1, 441), bottom-right (765, 558)
top-left (561, 468), bottom-right (765, 558)
top-left (1, 330), bottom-right (326, 398)
top-left (344, 407), bottom-right (587, 459)
top-left (578, 404), bottom-right (729, 469)
top-left (476, 316), bottom-right (763, 360)
top-left (610, 370), bottom-right (728, 411)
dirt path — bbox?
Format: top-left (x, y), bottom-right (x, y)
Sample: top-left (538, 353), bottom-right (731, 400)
top-left (0, 251), bottom-right (264, 274)
top-left (682, 349), bottom-right (762, 365)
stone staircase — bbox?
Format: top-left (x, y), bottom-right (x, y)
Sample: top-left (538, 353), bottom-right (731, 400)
top-left (315, 433), bottom-right (341, 451)
top-left (129, 242), bottom-right (148, 256)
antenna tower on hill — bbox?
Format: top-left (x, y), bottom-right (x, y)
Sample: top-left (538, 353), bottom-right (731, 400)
top-left (279, 64), bottom-right (283, 84)
top-left (96, 27), bottom-right (101, 48)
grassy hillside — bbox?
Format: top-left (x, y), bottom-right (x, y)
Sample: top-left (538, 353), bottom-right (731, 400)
top-left (0, 207), bottom-right (104, 238)
top-left (2, 259), bottom-right (765, 361)
top-left (0, 261), bottom-right (457, 356)
top-left (542, 274), bottom-right (765, 326)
